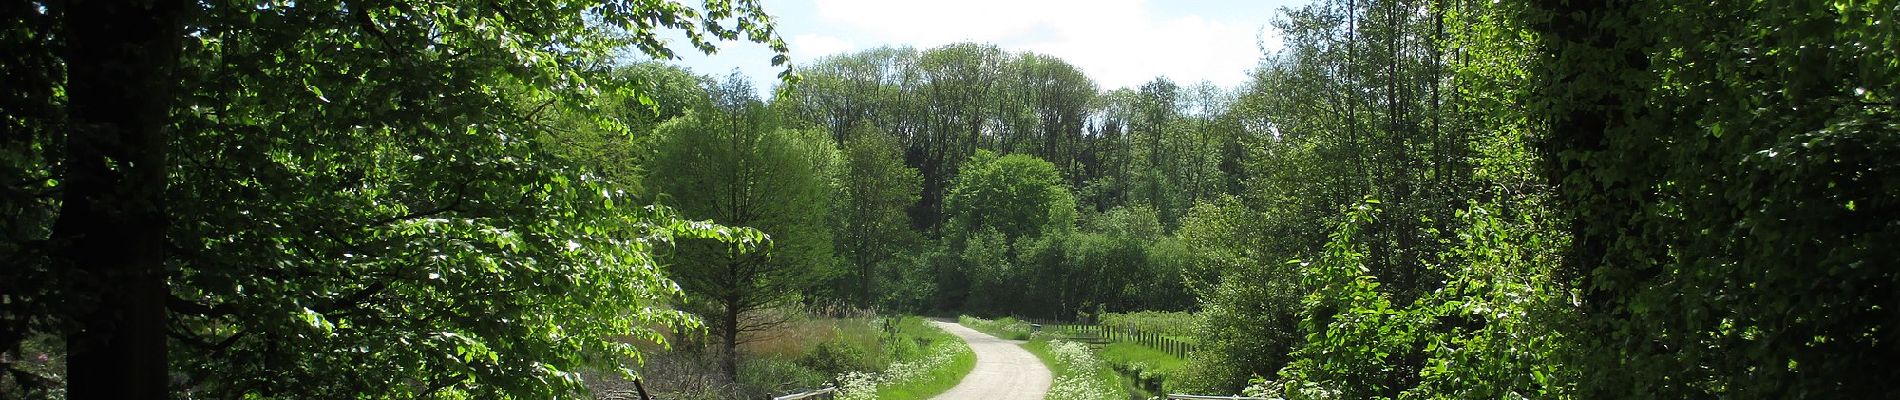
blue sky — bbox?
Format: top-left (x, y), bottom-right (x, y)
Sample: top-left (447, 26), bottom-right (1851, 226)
top-left (665, 0), bottom-right (1306, 96)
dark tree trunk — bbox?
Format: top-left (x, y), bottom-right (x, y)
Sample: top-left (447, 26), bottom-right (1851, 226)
top-left (1527, 0), bottom-right (1649, 312)
top-left (859, 253), bottom-right (875, 309)
top-left (55, 0), bottom-right (187, 397)
top-left (1525, 3), bottom-right (1656, 396)
top-left (719, 298), bottom-right (740, 379)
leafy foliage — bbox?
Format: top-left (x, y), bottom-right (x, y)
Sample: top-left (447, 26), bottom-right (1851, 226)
top-left (8, 0), bottom-right (1895, 397)
top-left (2, 0), bottom-right (789, 397)
top-left (945, 151), bottom-right (1076, 244)
top-left (1528, 0), bottom-right (1900, 396)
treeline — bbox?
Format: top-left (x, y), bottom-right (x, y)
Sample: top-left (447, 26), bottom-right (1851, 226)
top-left (771, 44), bottom-right (1243, 317)
top-left (606, 64), bottom-right (1208, 375)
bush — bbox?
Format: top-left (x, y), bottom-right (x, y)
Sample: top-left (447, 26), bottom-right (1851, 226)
top-left (0, 334), bottom-right (65, 399)
top-left (1175, 265), bottom-right (1303, 393)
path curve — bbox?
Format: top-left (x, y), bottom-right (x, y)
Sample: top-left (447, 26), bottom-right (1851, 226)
top-left (929, 320), bottom-right (1052, 400)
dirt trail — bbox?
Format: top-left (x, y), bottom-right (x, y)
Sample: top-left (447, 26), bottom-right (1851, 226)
top-left (929, 320), bottom-right (1053, 400)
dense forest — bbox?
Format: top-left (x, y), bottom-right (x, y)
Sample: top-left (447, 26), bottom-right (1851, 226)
top-left (2, 0), bottom-right (1896, 399)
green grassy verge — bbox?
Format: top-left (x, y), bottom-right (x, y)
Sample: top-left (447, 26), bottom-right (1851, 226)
top-left (871, 344), bottom-right (974, 399)
top-left (1022, 339), bottom-right (1126, 400)
top-left (833, 316), bottom-right (976, 400)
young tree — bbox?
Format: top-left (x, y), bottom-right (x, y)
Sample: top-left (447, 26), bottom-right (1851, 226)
top-left (645, 76), bottom-right (839, 378)
top-left (832, 126), bottom-right (922, 308)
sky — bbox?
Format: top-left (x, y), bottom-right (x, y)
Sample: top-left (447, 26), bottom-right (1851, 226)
top-left (666, 0), bottom-right (1304, 97)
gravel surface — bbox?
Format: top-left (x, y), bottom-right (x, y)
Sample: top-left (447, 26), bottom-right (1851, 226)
top-left (929, 320), bottom-right (1053, 400)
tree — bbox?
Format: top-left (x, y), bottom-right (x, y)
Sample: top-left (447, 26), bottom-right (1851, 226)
top-left (645, 75), bottom-right (839, 378)
top-left (944, 151), bottom-right (1076, 244)
top-left (545, 62), bottom-right (714, 193)
top-left (1001, 52), bottom-right (1097, 181)
top-left (941, 150), bottom-right (1076, 311)
top-left (49, 0), bottom-right (189, 396)
top-left (2, 0), bottom-right (788, 397)
top-left (831, 126), bottom-right (922, 308)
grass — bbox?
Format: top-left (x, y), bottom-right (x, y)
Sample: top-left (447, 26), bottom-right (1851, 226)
top-left (1023, 339), bottom-right (1126, 400)
top-left (832, 316), bottom-right (977, 400)
top-left (957, 315), bottom-right (1032, 340)
top-left (635, 312), bottom-right (975, 400)
top-left (871, 343), bottom-right (975, 399)
top-left (1099, 342), bottom-right (1186, 397)
top-left (741, 315), bottom-right (886, 365)
top-left (1100, 342), bottom-right (1186, 372)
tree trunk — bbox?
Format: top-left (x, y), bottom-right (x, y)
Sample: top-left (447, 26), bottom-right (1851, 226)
top-left (720, 292), bottom-right (741, 379)
top-left (56, 0), bottom-right (187, 397)
top-left (859, 253), bottom-right (875, 309)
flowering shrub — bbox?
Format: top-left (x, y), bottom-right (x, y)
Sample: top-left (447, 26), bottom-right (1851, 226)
top-left (1041, 340), bottom-right (1120, 400)
top-left (835, 371), bottom-right (880, 400)
top-left (835, 323), bottom-right (972, 400)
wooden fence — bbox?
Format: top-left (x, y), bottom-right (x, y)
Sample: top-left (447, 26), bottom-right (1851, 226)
top-left (1019, 317), bottom-right (1199, 359)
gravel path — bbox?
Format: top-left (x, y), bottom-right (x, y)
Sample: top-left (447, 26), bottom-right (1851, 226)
top-left (929, 320), bottom-right (1052, 400)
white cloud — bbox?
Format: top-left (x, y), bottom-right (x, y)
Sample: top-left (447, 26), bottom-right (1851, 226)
top-left (790, 34), bottom-right (859, 61)
top-left (806, 0), bottom-right (1275, 89)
